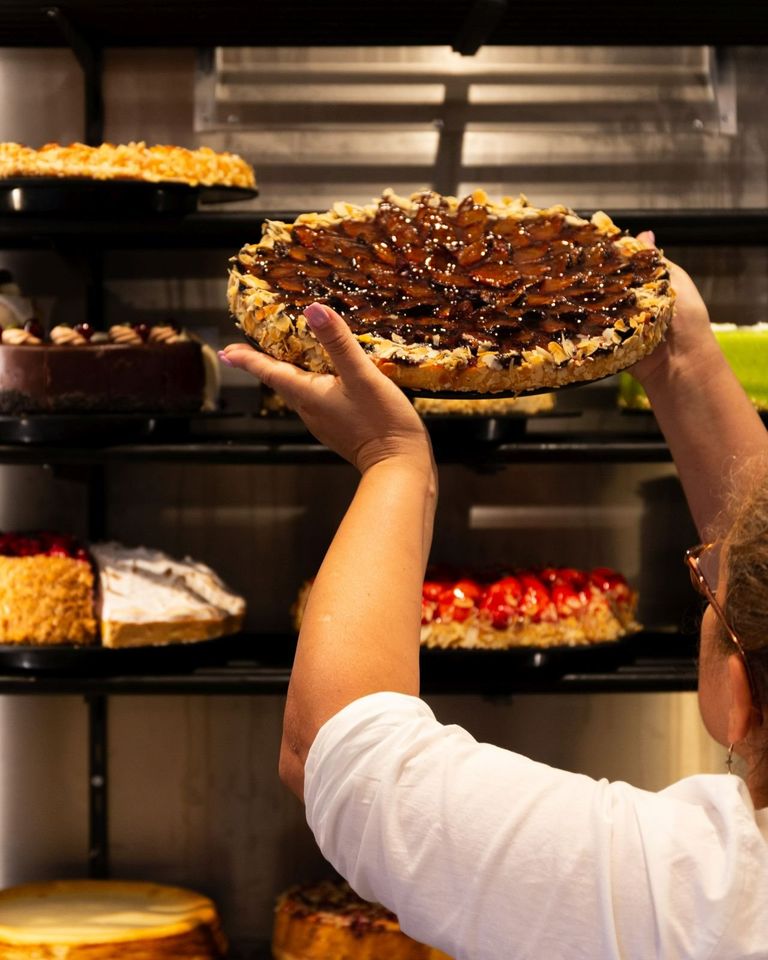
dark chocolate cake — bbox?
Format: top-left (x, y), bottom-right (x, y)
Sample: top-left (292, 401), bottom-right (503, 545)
top-left (0, 340), bottom-right (205, 414)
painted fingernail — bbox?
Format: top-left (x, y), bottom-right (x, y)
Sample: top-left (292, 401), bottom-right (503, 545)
top-left (304, 302), bottom-right (330, 329)
top-left (218, 351), bottom-right (234, 367)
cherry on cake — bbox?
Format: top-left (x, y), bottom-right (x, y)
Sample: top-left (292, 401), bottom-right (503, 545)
top-left (229, 190), bottom-right (674, 395)
top-left (293, 565), bottom-right (639, 649)
top-left (0, 879), bottom-right (227, 959)
top-left (92, 542), bottom-right (246, 648)
top-left (273, 880), bottom-right (452, 960)
top-left (0, 532), bottom-right (96, 645)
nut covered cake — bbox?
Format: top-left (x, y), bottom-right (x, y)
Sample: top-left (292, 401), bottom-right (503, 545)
top-left (0, 140), bottom-right (255, 189)
top-left (229, 190), bottom-right (674, 395)
top-left (0, 532), bottom-right (96, 645)
top-left (273, 880), bottom-right (452, 960)
top-left (293, 565), bottom-right (639, 649)
top-left (0, 879), bottom-right (227, 959)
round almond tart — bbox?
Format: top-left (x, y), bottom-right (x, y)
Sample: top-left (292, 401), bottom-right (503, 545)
top-left (228, 189), bottom-right (675, 395)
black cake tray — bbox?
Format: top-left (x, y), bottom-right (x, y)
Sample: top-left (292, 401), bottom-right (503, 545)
top-left (0, 412), bottom-right (197, 445)
top-left (0, 633), bottom-right (252, 676)
top-left (0, 178), bottom-right (257, 216)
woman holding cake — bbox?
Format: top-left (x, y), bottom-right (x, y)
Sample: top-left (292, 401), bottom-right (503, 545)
top-left (220, 244), bottom-right (768, 959)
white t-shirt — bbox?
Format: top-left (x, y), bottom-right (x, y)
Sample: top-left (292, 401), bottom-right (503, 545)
top-left (304, 691), bottom-right (768, 960)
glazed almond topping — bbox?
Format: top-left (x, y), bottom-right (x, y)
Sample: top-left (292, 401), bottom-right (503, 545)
top-left (282, 881), bottom-right (398, 932)
top-left (242, 193), bottom-right (669, 359)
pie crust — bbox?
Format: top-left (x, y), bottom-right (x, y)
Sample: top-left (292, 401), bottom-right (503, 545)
top-left (228, 190), bottom-right (674, 395)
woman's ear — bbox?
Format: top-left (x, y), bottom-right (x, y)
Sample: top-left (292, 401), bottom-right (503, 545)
top-left (727, 653), bottom-right (759, 745)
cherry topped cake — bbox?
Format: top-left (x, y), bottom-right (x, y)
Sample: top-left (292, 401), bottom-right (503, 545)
top-left (273, 880), bottom-right (452, 960)
top-left (229, 190), bottom-right (674, 395)
top-left (293, 565), bottom-right (639, 649)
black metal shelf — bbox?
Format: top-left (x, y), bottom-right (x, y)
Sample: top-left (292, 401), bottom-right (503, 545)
top-left (0, 209), bottom-right (767, 251)
top-left (0, 1), bottom-right (766, 48)
top-left (0, 631), bottom-right (697, 696)
top-left (0, 408), bottom-right (674, 466)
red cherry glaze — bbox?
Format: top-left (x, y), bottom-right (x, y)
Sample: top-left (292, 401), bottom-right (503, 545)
top-left (551, 582), bottom-right (587, 616)
top-left (590, 567), bottom-right (627, 592)
top-left (0, 530), bottom-right (89, 562)
top-left (423, 581), bottom-right (447, 602)
top-left (517, 573), bottom-right (552, 623)
top-left (417, 565), bottom-right (634, 632)
top-left (479, 580), bottom-right (521, 629)
top-left (452, 578), bottom-right (482, 601)
top-left (556, 567), bottom-right (590, 592)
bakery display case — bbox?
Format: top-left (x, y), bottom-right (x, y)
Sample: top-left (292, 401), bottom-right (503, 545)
top-left (0, 26), bottom-right (766, 955)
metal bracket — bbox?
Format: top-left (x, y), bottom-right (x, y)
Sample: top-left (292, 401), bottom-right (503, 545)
top-left (452, 0), bottom-right (507, 56)
top-left (86, 695), bottom-right (110, 878)
top-left (707, 46), bottom-right (738, 137)
top-left (45, 6), bottom-right (104, 144)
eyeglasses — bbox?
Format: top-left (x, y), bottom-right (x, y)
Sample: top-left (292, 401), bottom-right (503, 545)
top-left (685, 542), bottom-right (757, 698)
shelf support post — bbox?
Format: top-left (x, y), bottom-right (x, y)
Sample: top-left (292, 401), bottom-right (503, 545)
top-left (452, 0), bottom-right (507, 55)
top-left (45, 6), bottom-right (104, 145)
top-left (86, 694), bottom-right (110, 878)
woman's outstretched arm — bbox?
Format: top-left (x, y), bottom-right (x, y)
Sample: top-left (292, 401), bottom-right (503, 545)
top-left (220, 303), bottom-right (437, 800)
top-left (631, 235), bottom-right (768, 538)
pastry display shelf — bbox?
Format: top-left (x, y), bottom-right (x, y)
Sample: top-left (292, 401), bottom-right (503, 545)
top-left (0, 436), bottom-right (674, 468)
top-left (0, 209), bottom-right (767, 250)
top-left (0, 630), bottom-right (697, 696)
top-left (0, 0), bottom-right (765, 48)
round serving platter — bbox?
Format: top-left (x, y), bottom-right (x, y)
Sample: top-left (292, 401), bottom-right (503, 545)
top-left (0, 634), bottom-right (248, 676)
top-left (239, 331), bottom-right (615, 400)
top-left (0, 178), bottom-right (257, 216)
top-left (420, 636), bottom-right (634, 689)
top-left (0, 412), bottom-right (194, 445)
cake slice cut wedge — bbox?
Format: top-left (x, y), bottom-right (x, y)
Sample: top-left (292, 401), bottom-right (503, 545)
top-left (91, 542), bottom-right (246, 648)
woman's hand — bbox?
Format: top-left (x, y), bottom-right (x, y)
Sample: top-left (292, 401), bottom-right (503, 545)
top-left (630, 230), bottom-right (719, 387)
top-left (219, 302), bottom-right (434, 476)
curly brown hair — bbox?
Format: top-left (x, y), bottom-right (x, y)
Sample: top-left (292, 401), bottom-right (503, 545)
top-left (723, 457), bottom-right (768, 710)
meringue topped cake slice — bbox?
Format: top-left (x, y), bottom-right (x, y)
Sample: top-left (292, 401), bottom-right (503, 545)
top-left (229, 190), bottom-right (674, 395)
top-left (91, 542), bottom-right (245, 648)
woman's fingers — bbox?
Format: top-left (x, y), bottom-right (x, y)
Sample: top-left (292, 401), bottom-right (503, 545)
top-left (218, 342), bottom-right (321, 407)
top-left (636, 230), bottom-right (656, 248)
top-left (303, 303), bottom-right (372, 385)
top-left (220, 302), bottom-right (378, 404)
